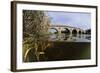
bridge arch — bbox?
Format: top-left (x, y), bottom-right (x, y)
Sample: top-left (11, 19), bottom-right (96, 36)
top-left (79, 30), bottom-right (82, 34)
top-left (49, 28), bottom-right (58, 34)
top-left (64, 28), bottom-right (70, 34)
top-left (72, 29), bottom-right (77, 34)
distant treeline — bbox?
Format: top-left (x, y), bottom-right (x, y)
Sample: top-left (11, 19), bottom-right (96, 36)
top-left (85, 29), bottom-right (91, 34)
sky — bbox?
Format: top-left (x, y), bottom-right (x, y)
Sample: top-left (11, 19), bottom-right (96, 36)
top-left (46, 11), bottom-right (91, 30)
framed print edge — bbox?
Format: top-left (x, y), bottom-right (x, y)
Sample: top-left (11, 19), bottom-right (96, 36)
top-left (11, 1), bottom-right (17, 72)
top-left (11, 1), bottom-right (98, 72)
top-left (96, 6), bottom-right (98, 67)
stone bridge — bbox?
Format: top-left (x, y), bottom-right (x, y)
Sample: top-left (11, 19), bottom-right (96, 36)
top-left (49, 25), bottom-right (85, 35)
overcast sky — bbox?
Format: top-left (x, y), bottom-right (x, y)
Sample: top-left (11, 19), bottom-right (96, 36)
top-left (46, 11), bottom-right (91, 30)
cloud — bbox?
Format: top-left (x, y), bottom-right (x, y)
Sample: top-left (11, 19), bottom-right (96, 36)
top-left (47, 11), bottom-right (91, 30)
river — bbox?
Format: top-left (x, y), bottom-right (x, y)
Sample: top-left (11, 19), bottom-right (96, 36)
top-left (24, 33), bottom-right (91, 62)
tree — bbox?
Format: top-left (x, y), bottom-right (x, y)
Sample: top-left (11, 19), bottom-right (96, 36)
top-left (86, 29), bottom-right (91, 34)
top-left (23, 10), bottom-right (50, 38)
top-left (23, 10), bottom-right (52, 62)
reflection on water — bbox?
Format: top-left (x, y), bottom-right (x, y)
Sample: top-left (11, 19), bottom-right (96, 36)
top-left (24, 33), bottom-right (91, 62)
top-left (49, 33), bottom-right (91, 42)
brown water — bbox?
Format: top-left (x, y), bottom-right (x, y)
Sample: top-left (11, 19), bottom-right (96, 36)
top-left (45, 42), bottom-right (90, 61)
top-left (24, 34), bottom-right (91, 62)
top-left (25, 42), bottom-right (90, 62)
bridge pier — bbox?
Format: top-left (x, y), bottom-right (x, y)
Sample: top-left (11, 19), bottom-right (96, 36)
top-left (50, 25), bottom-right (85, 36)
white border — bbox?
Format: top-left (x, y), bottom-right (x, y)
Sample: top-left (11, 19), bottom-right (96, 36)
top-left (16, 3), bottom-right (96, 69)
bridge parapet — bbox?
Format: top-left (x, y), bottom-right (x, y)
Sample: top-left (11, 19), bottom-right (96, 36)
top-left (50, 25), bottom-right (85, 35)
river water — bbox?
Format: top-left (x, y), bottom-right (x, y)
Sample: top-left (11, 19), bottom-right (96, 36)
top-left (49, 33), bottom-right (91, 42)
top-left (24, 33), bottom-right (91, 62)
